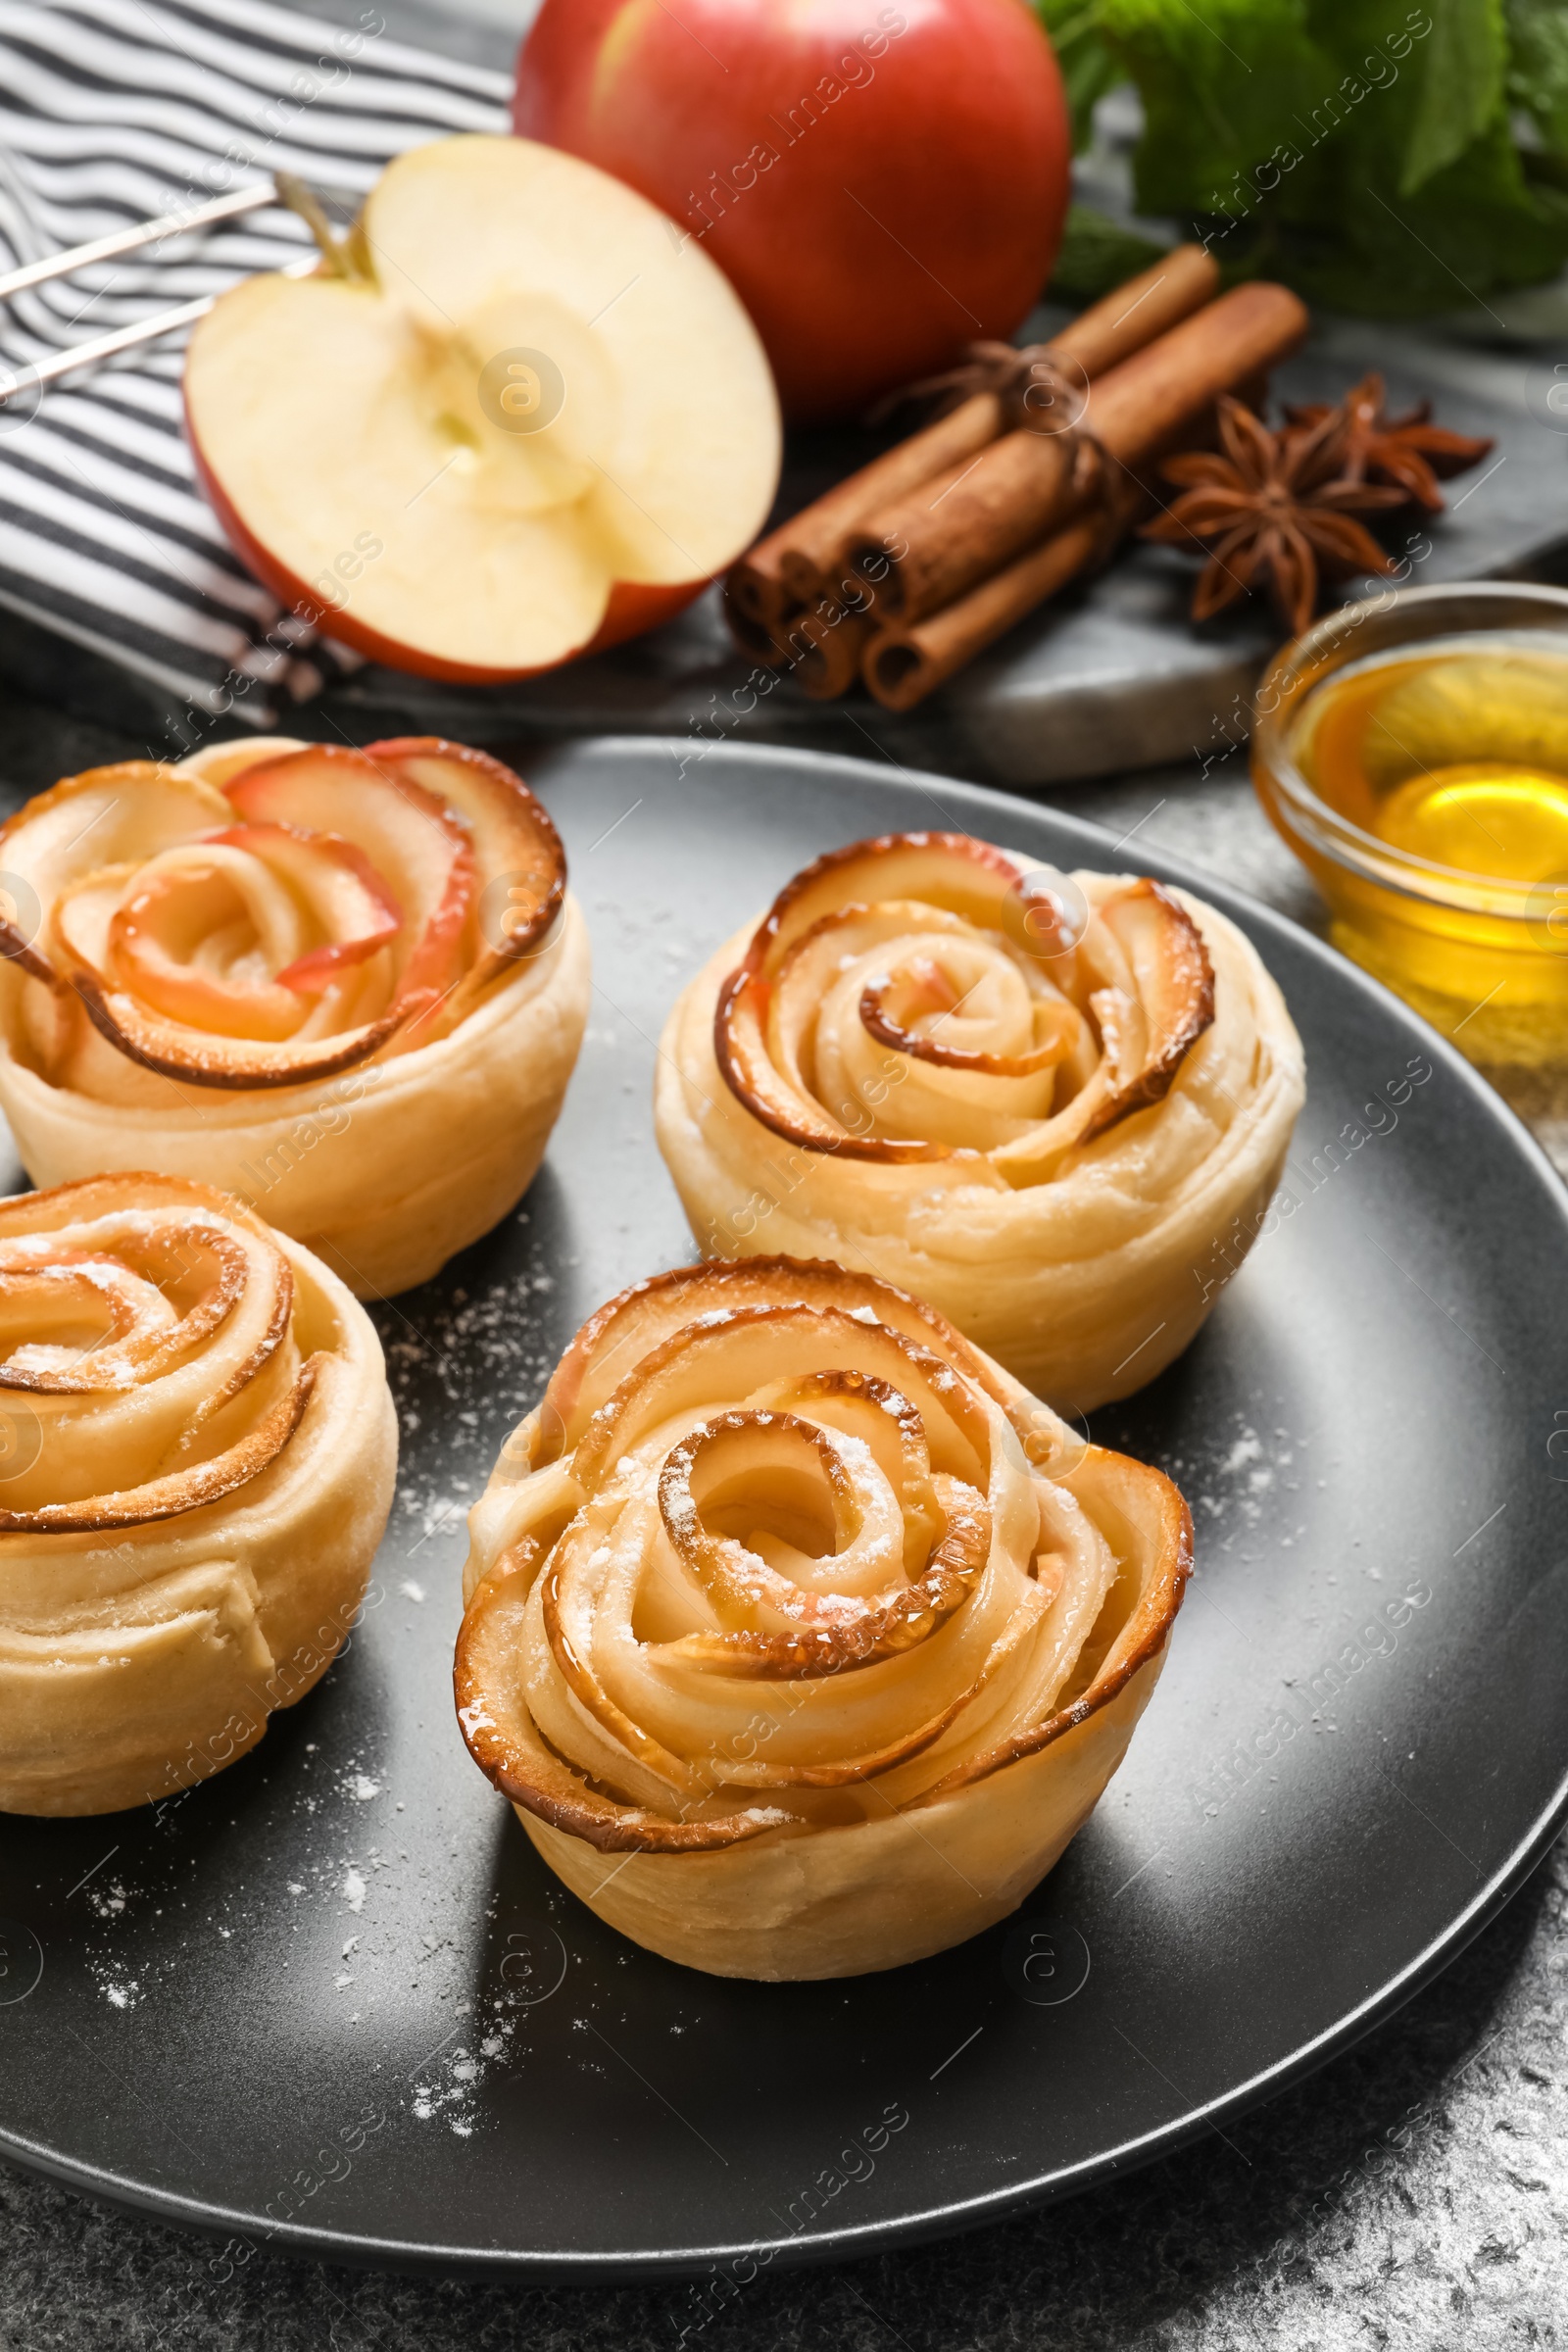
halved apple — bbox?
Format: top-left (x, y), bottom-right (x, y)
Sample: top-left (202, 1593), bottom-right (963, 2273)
top-left (184, 135), bottom-right (782, 681)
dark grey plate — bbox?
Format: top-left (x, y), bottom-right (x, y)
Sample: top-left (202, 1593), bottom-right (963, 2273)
top-left (1, 738), bottom-right (1565, 2279)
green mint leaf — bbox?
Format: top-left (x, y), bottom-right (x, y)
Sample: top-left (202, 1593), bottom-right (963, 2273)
top-left (1506, 0), bottom-right (1568, 155)
top-left (1397, 0), bottom-right (1508, 193)
top-left (1032, 1), bottom-right (1126, 149)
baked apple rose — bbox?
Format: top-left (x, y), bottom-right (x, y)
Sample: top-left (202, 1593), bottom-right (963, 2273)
top-left (0, 735), bottom-right (589, 1296)
top-left (455, 1258), bottom-right (1190, 1980)
top-left (655, 834), bottom-right (1305, 1411)
top-left (0, 1174), bottom-right (395, 1816)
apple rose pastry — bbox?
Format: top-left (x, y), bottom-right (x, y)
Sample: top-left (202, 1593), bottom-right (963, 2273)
top-left (656, 833), bottom-right (1305, 1411)
top-left (0, 1174), bottom-right (396, 1816)
top-left (0, 735), bottom-right (589, 1296)
top-left (455, 1257), bottom-right (1190, 1980)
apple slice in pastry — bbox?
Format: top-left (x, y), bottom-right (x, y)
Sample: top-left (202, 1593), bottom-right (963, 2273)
top-left (658, 831), bottom-right (1305, 1410)
top-left (0, 737), bottom-right (590, 1297)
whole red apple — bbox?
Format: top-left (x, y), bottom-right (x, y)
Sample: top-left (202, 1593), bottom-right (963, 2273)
top-left (514, 0), bottom-right (1071, 423)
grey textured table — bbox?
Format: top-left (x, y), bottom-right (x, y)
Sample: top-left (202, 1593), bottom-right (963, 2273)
top-left (2, 672), bottom-right (1565, 2347)
top-left (5, 0), bottom-right (1568, 2317)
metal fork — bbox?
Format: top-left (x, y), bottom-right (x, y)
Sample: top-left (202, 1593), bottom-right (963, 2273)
top-left (0, 178), bottom-right (312, 405)
top-left (0, 181), bottom-right (274, 304)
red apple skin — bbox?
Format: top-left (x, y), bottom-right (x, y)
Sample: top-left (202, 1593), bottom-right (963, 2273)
top-left (188, 417), bottom-right (706, 685)
top-left (513, 0), bottom-right (1071, 423)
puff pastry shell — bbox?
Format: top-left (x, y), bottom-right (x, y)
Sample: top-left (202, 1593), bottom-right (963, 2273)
top-left (0, 735), bottom-right (589, 1297)
top-left (456, 1256), bottom-right (1190, 1979)
top-left (656, 832), bottom-right (1305, 1409)
top-left (0, 1173), bottom-right (396, 1816)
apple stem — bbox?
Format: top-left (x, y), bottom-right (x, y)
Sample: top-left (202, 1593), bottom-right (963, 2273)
top-left (272, 172), bottom-right (374, 286)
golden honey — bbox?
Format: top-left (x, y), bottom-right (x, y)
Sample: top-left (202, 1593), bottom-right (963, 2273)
top-left (1254, 625), bottom-right (1568, 1066)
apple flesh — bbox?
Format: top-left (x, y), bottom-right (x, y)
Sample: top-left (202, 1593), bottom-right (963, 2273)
top-left (514, 0), bottom-right (1072, 424)
top-left (184, 135), bottom-right (781, 679)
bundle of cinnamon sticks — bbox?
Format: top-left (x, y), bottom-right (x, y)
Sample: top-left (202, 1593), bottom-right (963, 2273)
top-left (726, 248), bottom-right (1310, 711)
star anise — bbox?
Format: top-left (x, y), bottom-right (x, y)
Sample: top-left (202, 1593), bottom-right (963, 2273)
top-left (1141, 395), bottom-right (1408, 638)
top-left (1284, 372), bottom-right (1494, 514)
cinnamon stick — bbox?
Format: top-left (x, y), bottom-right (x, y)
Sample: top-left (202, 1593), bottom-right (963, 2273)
top-left (850, 282), bottom-right (1310, 625)
top-left (1090, 285), bottom-right (1310, 464)
top-left (724, 595), bottom-right (793, 665)
top-left (794, 604), bottom-right (876, 699)
top-left (1048, 241), bottom-right (1222, 380)
top-left (862, 514), bottom-right (1105, 710)
top-left (726, 243), bottom-right (1220, 627)
top-left (725, 588), bottom-right (874, 693)
top-left (728, 394), bottom-right (1003, 625)
top-left (861, 466), bottom-right (1157, 712)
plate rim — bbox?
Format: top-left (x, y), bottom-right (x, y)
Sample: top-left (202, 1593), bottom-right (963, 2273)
top-left (6, 731), bottom-right (1567, 2278)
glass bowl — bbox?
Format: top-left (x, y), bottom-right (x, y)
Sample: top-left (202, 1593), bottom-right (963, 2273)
top-left (1251, 580), bottom-right (1568, 1069)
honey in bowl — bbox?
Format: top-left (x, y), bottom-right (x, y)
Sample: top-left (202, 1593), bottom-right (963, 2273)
top-left (1269, 629), bottom-right (1568, 1063)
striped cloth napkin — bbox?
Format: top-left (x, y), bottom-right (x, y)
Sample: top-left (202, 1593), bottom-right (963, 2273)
top-left (0, 0), bottom-right (509, 725)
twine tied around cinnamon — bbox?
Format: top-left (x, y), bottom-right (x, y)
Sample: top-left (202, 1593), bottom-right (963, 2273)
top-left (864, 339), bottom-right (1128, 593)
top-left (867, 339), bottom-right (1092, 438)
